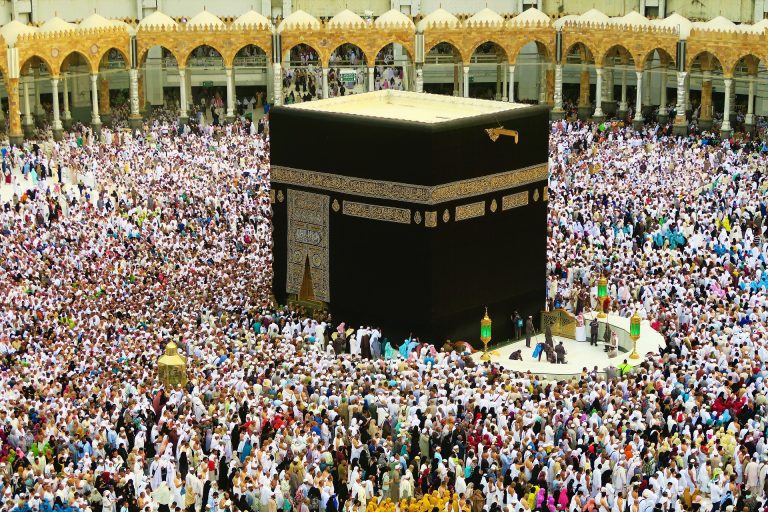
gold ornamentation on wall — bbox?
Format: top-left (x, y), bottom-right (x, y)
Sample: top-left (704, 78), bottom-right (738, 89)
top-left (277, 190), bottom-right (285, 203)
top-left (490, 199), bottom-right (498, 213)
top-left (533, 189), bottom-right (540, 202)
top-left (342, 201), bottom-right (411, 224)
top-left (502, 191), bottom-right (528, 211)
top-left (543, 186), bottom-right (549, 202)
top-left (271, 164), bottom-right (548, 205)
top-left (414, 211), bottom-right (422, 224)
top-left (332, 199), bottom-right (340, 212)
top-left (286, 190), bottom-right (330, 303)
top-left (425, 212), bottom-right (437, 228)
top-left (455, 201), bottom-right (486, 221)
top-left (442, 210), bottom-right (450, 223)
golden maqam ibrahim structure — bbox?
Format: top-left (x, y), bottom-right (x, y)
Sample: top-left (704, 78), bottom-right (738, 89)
top-left (1, 6), bottom-right (766, 144)
top-left (157, 341), bottom-right (188, 388)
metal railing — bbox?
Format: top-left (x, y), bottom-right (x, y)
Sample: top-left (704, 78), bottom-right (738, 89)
top-left (424, 53), bottom-right (502, 65)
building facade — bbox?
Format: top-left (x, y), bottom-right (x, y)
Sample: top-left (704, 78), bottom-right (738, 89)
top-left (0, 3), bottom-right (765, 143)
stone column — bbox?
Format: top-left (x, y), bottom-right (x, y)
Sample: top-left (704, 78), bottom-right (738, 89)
top-left (90, 74), bottom-right (102, 134)
top-left (453, 59), bottom-right (459, 96)
top-left (700, 70), bottom-right (713, 130)
top-left (273, 63), bottom-right (283, 105)
top-left (185, 68), bottom-right (192, 110)
top-left (546, 65), bottom-right (555, 106)
top-left (99, 76), bottom-right (111, 125)
top-left (178, 68), bottom-right (188, 124)
top-left (495, 60), bottom-right (502, 100)
top-left (463, 65), bottom-right (470, 98)
top-left (129, 69), bottom-right (142, 130)
top-left (673, 71), bottom-right (688, 135)
top-left (577, 64), bottom-right (591, 120)
top-left (633, 70), bottom-right (644, 130)
top-left (746, 75), bottom-right (756, 130)
top-left (658, 70), bottom-right (669, 122)
top-left (729, 79), bottom-right (736, 126)
top-left (592, 67), bottom-right (604, 121)
top-left (721, 77), bottom-right (732, 137)
top-left (603, 68), bottom-right (616, 116)
top-left (368, 66), bottom-right (375, 92)
top-left (8, 77), bottom-right (22, 146)
top-left (22, 76), bottom-right (33, 138)
top-left (500, 61), bottom-right (506, 101)
top-left (62, 73), bottom-right (72, 129)
top-left (51, 77), bottom-right (62, 140)
top-left (551, 63), bottom-right (564, 120)
top-left (33, 68), bottom-right (43, 125)
top-left (322, 67), bottom-right (329, 98)
top-left (508, 65), bottom-right (515, 102)
top-left (415, 64), bottom-right (423, 93)
top-left (225, 67), bottom-right (235, 122)
top-left (138, 73), bottom-right (146, 113)
top-left (618, 68), bottom-right (628, 118)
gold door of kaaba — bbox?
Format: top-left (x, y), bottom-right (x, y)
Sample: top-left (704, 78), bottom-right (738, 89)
top-left (286, 189), bottom-right (330, 303)
top-left (540, 308), bottom-right (577, 339)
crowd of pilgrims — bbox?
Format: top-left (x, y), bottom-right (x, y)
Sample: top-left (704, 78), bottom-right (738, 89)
top-left (4, 112), bottom-right (768, 512)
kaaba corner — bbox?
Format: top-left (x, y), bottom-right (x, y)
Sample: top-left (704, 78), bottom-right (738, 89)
top-left (270, 90), bottom-right (549, 345)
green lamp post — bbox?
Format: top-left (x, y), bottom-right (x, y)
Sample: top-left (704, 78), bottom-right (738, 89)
top-left (480, 307), bottom-right (492, 360)
top-left (629, 311), bottom-right (641, 359)
top-left (597, 275), bottom-right (608, 319)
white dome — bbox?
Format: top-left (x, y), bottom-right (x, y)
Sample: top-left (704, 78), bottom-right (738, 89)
top-left (187, 10), bottom-right (225, 29)
top-left (509, 7), bottom-right (550, 26)
top-left (39, 16), bottom-right (76, 33)
top-left (138, 11), bottom-right (178, 29)
top-left (467, 8), bottom-right (503, 26)
top-left (328, 9), bottom-right (365, 28)
top-left (374, 9), bottom-right (414, 28)
top-left (0, 20), bottom-right (36, 46)
top-left (580, 9), bottom-right (610, 24)
top-left (700, 15), bottom-right (737, 32)
top-left (613, 11), bottom-right (649, 27)
top-left (417, 8), bottom-right (459, 31)
top-left (232, 10), bottom-right (272, 28)
top-left (652, 13), bottom-right (692, 39)
top-left (278, 9), bottom-right (321, 32)
top-left (79, 13), bottom-right (113, 30)
top-left (742, 18), bottom-right (768, 33)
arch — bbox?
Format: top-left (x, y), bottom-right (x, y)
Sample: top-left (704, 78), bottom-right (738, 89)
top-left (564, 41), bottom-right (596, 64)
top-left (641, 47), bottom-right (675, 71)
top-left (231, 43), bottom-right (269, 68)
top-left (601, 45), bottom-right (635, 69)
top-left (138, 45), bottom-right (180, 69)
top-left (374, 43), bottom-right (414, 91)
top-left (508, 38), bottom-right (551, 64)
top-left (19, 54), bottom-right (55, 77)
top-left (468, 40), bottom-right (509, 63)
top-left (372, 35), bottom-right (415, 64)
top-left (97, 47), bottom-right (130, 72)
top-left (58, 50), bottom-right (91, 76)
top-left (425, 41), bottom-right (463, 64)
top-left (375, 43), bottom-right (414, 64)
top-left (730, 53), bottom-right (762, 77)
top-left (327, 42), bottom-right (368, 68)
top-left (184, 44), bottom-right (224, 69)
top-left (686, 50), bottom-right (724, 74)
top-left (282, 42), bottom-right (323, 67)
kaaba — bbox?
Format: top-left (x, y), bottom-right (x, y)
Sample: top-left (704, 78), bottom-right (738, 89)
top-left (270, 90), bottom-right (548, 345)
